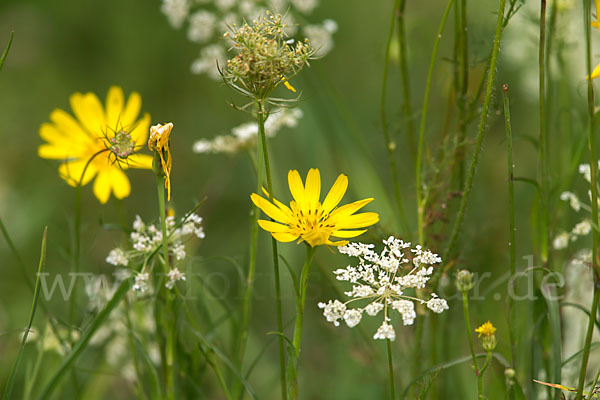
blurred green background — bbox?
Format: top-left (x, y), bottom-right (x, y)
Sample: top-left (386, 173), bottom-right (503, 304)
top-left (0, 0), bottom-right (595, 398)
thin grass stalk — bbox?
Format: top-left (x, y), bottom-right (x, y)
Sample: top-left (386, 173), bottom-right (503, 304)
top-left (256, 98), bottom-right (287, 400)
top-left (538, 0), bottom-right (550, 264)
top-left (0, 31), bottom-right (13, 72)
top-left (396, 0), bottom-right (416, 154)
top-left (415, 0), bottom-right (454, 244)
top-left (502, 84), bottom-right (518, 368)
top-left (237, 107), bottom-right (266, 374)
top-left (386, 338), bottom-right (396, 400)
top-left (156, 172), bottom-right (176, 400)
top-left (477, 352), bottom-right (493, 397)
top-left (576, 2), bottom-right (600, 397)
top-left (455, 0), bottom-right (469, 189)
top-left (443, 0), bottom-right (508, 262)
top-left (2, 227), bottom-right (47, 400)
top-left (381, 0), bottom-right (410, 235)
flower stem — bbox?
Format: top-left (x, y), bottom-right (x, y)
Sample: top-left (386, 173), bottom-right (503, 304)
top-left (502, 84), bottom-right (518, 368)
top-left (156, 170), bottom-right (175, 400)
top-left (477, 352), bottom-right (492, 398)
top-left (538, 0), bottom-right (550, 264)
top-left (454, 0), bottom-right (469, 189)
top-left (256, 99), bottom-right (287, 400)
top-left (443, 0), bottom-right (507, 262)
top-left (386, 339), bottom-right (396, 400)
top-left (381, 0), bottom-right (410, 236)
top-left (415, 0), bottom-right (454, 244)
top-left (461, 292), bottom-right (478, 376)
top-left (576, 1), bottom-right (600, 398)
top-left (292, 245), bottom-right (316, 357)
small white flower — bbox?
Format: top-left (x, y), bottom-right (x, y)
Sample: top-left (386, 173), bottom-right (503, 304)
top-left (426, 294), bottom-right (449, 314)
top-left (166, 268), bottom-right (186, 290)
top-left (292, 0), bottom-right (318, 14)
top-left (187, 11), bottom-right (217, 43)
top-left (579, 164), bottom-right (592, 183)
top-left (343, 309), bottom-right (362, 328)
top-left (373, 322), bottom-right (396, 341)
top-left (364, 302), bottom-right (384, 316)
top-left (133, 215), bottom-right (145, 232)
top-left (161, 0), bottom-right (189, 29)
top-left (172, 243), bottom-right (186, 261)
top-left (106, 248), bottom-right (129, 266)
top-left (133, 272), bottom-right (150, 293)
top-left (392, 299), bottom-right (416, 325)
top-left (318, 300), bottom-right (346, 326)
top-left (572, 220), bottom-right (592, 236)
top-left (553, 232), bottom-right (570, 250)
top-left (560, 191), bottom-right (581, 212)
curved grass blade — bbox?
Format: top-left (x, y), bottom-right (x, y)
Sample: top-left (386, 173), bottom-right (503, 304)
top-left (2, 227), bottom-right (47, 400)
top-left (0, 31), bottom-right (14, 72)
top-left (36, 278), bottom-right (132, 400)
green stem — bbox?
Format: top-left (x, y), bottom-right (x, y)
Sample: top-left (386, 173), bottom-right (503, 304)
top-left (292, 245), bottom-right (316, 357)
top-left (386, 339), bottom-right (396, 400)
top-left (256, 99), bottom-right (287, 400)
top-left (0, 31), bottom-right (14, 72)
top-left (415, 0), bottom-right (454, 244)
top-left (443, 0), bottom-right (507, 262)
top-left (502, 85), bottom-right (518, 368)
top-left (455, 0), bottom-right (469, 189)
top-left (381, 0), bottom-right (410, 236)
top-left (461, 292), bottom-right (479, 376)
top-left (477, 352), bottom-right (493, 399)
top-left (539, 0), bottom-right (550, 264)
top-left (577, 1), bottom-right (600, 398)
top-left (397, 0), bottom-right (416, 154)
top-left (156, 171), bottom-right (175, 400)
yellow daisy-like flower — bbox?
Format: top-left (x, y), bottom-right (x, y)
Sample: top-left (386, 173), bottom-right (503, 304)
top-left (250, 168), bottom-right (379, 247)
top-left (148, 122), bottom-right (173, 201)
top-left (38, 86), bottom-right (153, 204)
top-left (475, 321), bottom-right (496, 338)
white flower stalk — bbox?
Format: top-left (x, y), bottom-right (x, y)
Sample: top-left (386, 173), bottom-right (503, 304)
top-left (318, 236), bottom-right (448, 341)
top-left (105, 213), bottom-right (205, 294)
top-left (193, 108), bottom-right (302, 154)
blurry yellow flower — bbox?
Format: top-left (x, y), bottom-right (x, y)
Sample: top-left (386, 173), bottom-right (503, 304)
top-left (475, 321), bottom-right (496, 338)
top-left (590, 63), bottom-right (600, 80)
top-left (251, 168), bottom-right (379, 247)
top-left (148, 122), bottom-right (173, 201)
top-left (38, 86), bottom-right (152, 203)
top-left (593, 0), bottom-right (600, 31)
top-left (281, 76), bottom-right (297, 93)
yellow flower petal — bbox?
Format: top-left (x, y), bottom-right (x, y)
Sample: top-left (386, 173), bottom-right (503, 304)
top-left (39, 124), bottom-right (88, 158)
top-left (591, 63), bottom-right (600, 80)
top-left (105, 86), bottom-right (124, 131)
top-left (122, 91), bottom-right (142, 129)
top-left (109, 167), bottom-right (131, 200)
top-left (272, 232), bottom-right (299, 242)
top-left (321, 174), bottom-right (348, 215)
top-left (331, 229), bottom-right (367, 238)
top-left (288, 170), bottom-right (306, 211)
top-left (93, 169), bottom-right (112, 204)
top-left (125, 153), bottom-right (153, 169)
top-left (329, 198), bottom-right (374, 220)
top-left (250, 194), bottom-right (290, 223)
top-left (334, 212), bottom-right (380, 230)
top-left (261, 187), bottom-right (294, 219)
top-left (131, 112), bottom-right (151, 147)
top-left (70, 92), bottom-right (106, 137)
top-left (304, 168), bottom-right (321, 210)
top-left (49, 109), bottom-right (92, 142)
top-left (58, 159), bottom-right (97, 187)
top-left (258, 219), bottom-right (292, 233)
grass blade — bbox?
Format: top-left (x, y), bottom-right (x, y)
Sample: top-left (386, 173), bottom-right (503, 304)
top-left (0, 31), bottom-right (14, 72)
top-left (2, 227), bottom-right (47, 400)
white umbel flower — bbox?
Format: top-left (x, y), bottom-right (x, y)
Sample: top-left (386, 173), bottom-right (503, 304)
top-left (106, 248), bottom-right (129, 267)
top-left (553, 232), bottom-right (570, 250)
top-left (166, 268), bottom-right (186, 290)
top-left (560, 191), bottom-right (581, 212)
top-left (319, 237), bottom-right (448, 340)
top-left (133, 272), bottom-right (150, 293)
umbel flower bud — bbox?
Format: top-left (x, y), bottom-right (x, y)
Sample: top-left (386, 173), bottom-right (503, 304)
top-left (456, 269), bottom-right (475, 292)
top-left (109, 130), bottom-right (135, 159)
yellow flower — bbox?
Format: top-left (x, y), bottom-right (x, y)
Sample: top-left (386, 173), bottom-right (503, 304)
top-left (281, 76), bottom-right (297, 93)
top-left (475, 321), bottom-right (496, 338)
top-left (148, 122), bottom-right (173, 201)
top-left (38, 86), bottom-right (153, 204)
top-left (250, 168), bottom-right (379, 247)
top-left (593, 0), bottom-right (600, 31)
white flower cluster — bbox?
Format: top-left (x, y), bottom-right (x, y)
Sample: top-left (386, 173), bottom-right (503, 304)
top-left (553, 163), bottom-right (599, 250)
top-left (106, 213), bottom-right (205, 291)
top-left (160, 0), bottom-right (337, 79)
top-left (193, 108), bottom-right (302, 154)
top-left (318, 237), bottom-right (448, 341)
